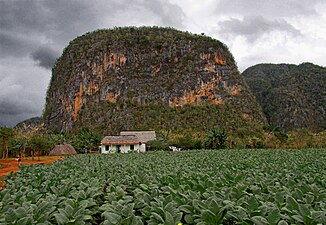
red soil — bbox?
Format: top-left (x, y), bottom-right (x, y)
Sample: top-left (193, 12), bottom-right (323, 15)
top-left (0, 156), bottom-right (61, 190)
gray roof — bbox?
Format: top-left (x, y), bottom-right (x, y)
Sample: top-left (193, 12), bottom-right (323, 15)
top-left (101, 135), bottom-right (140, 145)
top-left (120, 131), bottom-right (156, 143)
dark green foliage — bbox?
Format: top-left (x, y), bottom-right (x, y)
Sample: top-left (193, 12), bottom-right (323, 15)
top-left (204, 128), bottom-right (227, 149)
top-left (0, 127), bottom-right (15, 158)
top-left (1, 149), bottom-right (326, 224)
top-left (70, 128), bottom-right (102, 153)
top-left (243, 63), bottom-right (326, 132)
top-left (146, 140), bottom-right (170, 151)
top-left (263, 125), bottom-right (288, 143)
top-left (168, 134), bottom-right (200, 150)
top-left (29, 134), bottom-right (51, 155)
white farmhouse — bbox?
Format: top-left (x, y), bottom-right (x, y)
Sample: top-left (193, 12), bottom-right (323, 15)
top-left (100, 131), bottom-right (156, 154)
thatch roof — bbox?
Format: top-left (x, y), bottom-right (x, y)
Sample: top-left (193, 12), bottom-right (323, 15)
top-left (120, 131), bottom-right (156, 143)
top-left (49, 144), bottom-right (77, 156)
top-left (101, 135), bottom-right (140, 145)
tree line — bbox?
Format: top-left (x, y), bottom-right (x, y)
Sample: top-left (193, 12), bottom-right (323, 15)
top-left (0, 124), bottom-right (101, 159)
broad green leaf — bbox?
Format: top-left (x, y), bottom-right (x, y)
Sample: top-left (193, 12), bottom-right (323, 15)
top-left (201, 209), bottom-right (216, 223)
top-left (174, 212), bottom-right (183, 223)
top-left (248, 195), bottom-right (259, 211)
top-left (277, 220), bottom-right (288, 225)
top-left (184, 214), bottom-right (194, 224)
top-left (298, 204), bottom-right (310, 217)
top-left (311, 211), bottom-right (326, 223)
top-left (164, 211), bottom-right (174, 225)
top-left (164, 201), bottom-right (176, 214)
top-left (268, 208), bottom-right (281, 224)
top-left (131, 215), bottom-right (144, 225)
top-left (140, 184), bottom-right (149, 191)
top-left (65, 204), bottom-right (74, 217)
top-left (151, 212), bottom-right (164, 223)
top-left (275, 192), bottom-right (284, 206)
top-left (79, 190), bottom-right (87, 199)
top-left (83, 215), bottom-right (93, 220)
top-left (208, 198), bottom-right (219, 214)
top-left (292, 214), bottom-right (304, 223)
top-left (192, 199), bottom-right (205, 212)
top-left (16, 216), bottom-right (33, 225)
top-left (294, 188), bottom-right (303, 200)
top-left (286, 196), bottom-right (299, 210)
top-left (216, 208), bottom-right (227, 223)
top-left (54, 212), bottom-right (68, 225)
top-left (120, 216), bottom-right (133, 224)
top-left (102, 212), bottom-right (122, 224)
top-left (251, 216), bottom-right (269, 225)
top-left (179, 205), bottom-right (192, 213)
top-left (121, 203), bottom-right (134, 217)
top-left (304, 194), bottom-right (314, 204)
top-left (14, 207), bottom-right (29, 218)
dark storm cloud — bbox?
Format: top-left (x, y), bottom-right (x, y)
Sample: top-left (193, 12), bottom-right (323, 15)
top-left (0, 33), bottom-right (36, 57)
top-left (0, 98), bottom-right (36, 115)
top-left (0, 0), bottom-right (186, 126)
top-left (218, 16), bottom-right (301, 42)
top-left (0, 88), bottom-right (40, 127)
top-left (0, 0), bottom-right (185, 61)
top-left (31, 47), bottom-right (60, 70)
top-left (0, 0), bottom-right (99, 59)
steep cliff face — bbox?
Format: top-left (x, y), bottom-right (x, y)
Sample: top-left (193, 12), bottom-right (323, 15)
top-left (44, 27), bottom-right (265, 134)
top-left (243, 63), bottom-right (326, 132)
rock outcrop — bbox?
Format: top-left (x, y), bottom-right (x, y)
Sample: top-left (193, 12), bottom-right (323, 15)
top-left (44, 27), bottom-right (266, 135)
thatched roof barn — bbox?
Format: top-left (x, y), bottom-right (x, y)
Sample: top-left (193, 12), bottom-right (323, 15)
top-left (49, 144), bottom-right (77, 156)
top-left (101, 135), bottom-right (140, 145)
top-left (100, 131), bottom-right (156, 154)
top-left (120, 131), bottom-right (156, 143)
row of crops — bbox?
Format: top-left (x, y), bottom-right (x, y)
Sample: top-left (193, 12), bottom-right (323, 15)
top-left (1, 149), bottom-right (325, 224)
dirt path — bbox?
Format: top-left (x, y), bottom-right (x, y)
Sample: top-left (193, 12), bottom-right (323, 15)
top-left (0, 156), bottom-right (61, 189)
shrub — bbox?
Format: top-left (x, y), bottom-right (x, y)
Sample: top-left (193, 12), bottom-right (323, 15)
top-left (245, 136), bottom-right (265, 149)
top-left (146, 140), bottom-right (169, 151)
top-left (204, 128), bottom-right (227, 149)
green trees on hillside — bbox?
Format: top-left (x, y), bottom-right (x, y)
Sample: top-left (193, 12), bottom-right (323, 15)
top-left (0, 127), bottom-right (15, 158)
top-left (243, 63), bottom-right (326, 132)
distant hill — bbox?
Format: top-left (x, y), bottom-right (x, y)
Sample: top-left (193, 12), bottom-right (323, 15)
top-left (242, 63), bottom-right (326, 132)
top-left (43, 26), bottom-right (266, 136)
top-left (15, 117), bottom-right (42, 130)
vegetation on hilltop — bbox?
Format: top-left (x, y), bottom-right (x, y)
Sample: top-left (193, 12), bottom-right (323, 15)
top-left (243, 63), bottom-right (326, 132)
top-left (14, 117), bottom-right (42, 130)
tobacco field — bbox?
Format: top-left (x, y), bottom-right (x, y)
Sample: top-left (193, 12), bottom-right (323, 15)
top-left (1, 149), bottom-right (325, 224)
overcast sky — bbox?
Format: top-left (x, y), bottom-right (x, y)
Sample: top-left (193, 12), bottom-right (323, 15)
top-left (0, 0), bottom-right (325, 127)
